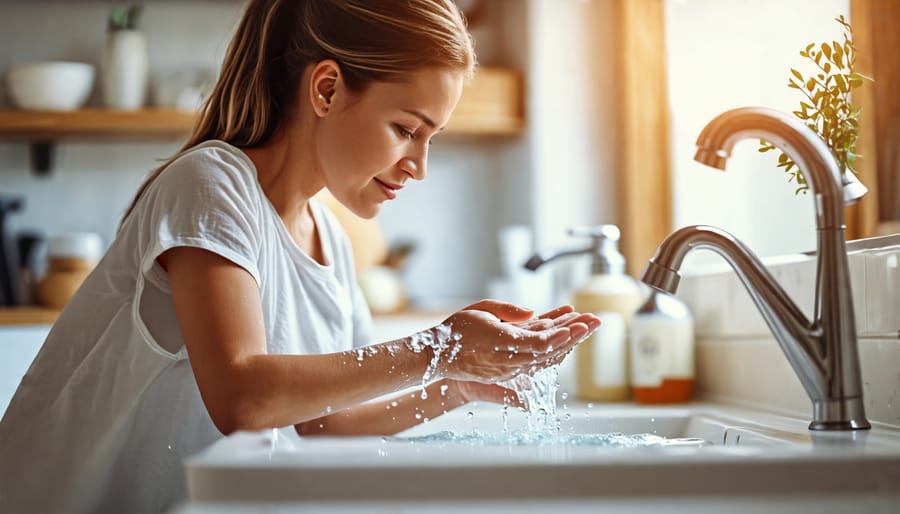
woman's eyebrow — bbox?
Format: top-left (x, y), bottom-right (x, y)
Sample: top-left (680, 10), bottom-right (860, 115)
top-left (402, 109), bottom-right (437, 129)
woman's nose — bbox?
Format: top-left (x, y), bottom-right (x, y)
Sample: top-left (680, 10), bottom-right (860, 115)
top-left (400, 154), bottom-right (427, 181)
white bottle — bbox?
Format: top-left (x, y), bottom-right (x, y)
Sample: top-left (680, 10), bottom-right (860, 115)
top-left (630, 290), bottom-right (695, 403)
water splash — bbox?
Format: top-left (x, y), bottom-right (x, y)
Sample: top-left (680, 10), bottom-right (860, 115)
top-left (498, 365), bottom-right (562, 435)
top-left (393, 429), bottom-right (708, 448)
top-left (406, 323), bottom-right (463, 397)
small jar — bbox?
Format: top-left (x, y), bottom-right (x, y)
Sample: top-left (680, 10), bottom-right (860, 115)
top-left (37, 232), bottom-right (103, 309)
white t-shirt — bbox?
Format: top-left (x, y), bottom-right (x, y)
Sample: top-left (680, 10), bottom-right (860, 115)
top-left (0, 140), bottom-right (373, 513)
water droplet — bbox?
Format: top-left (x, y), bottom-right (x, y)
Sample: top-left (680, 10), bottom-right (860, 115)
top-left (467, 411), bottom-right (474, 420)
top-left (420, 389), bottom-right (428, 400)
top-left (587, 403), bottom-right (594, 409)
top-left (440, 384), bottom-right (449, 396)
top-left (564, 413), bottom-right (572, 421)
top-left (391, 401), bottom-right (398, 407)
top-left (415, 413), bottom-right (422, 420)
top-left (325, 405), bottom-right (332, 414)
top-left (561, 392), bottom-right (568, 400)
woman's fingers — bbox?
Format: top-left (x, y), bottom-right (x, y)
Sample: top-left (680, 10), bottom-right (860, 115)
top-left (515, 312), bottom-right (576, 331)
top-left (536, 305), bottom-right (574, 320)
top-left (463, 299), bottom-right (534, 323)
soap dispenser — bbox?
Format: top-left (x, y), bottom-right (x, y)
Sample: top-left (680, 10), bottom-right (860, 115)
top-left (526, 225), bottom-right (644, 401)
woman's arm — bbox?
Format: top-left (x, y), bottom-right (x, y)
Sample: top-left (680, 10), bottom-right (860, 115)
top-left (296, 307), bottom-right (583, 436)
top-left (165, 246), bottom-right (595, 436)
top-left (294, 378), bottom-right (521, 436)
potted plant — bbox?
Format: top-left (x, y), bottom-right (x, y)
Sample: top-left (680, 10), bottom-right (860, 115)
top-left (102, 5), bottom-right (147, 110)
top-left (759, 15), bottom-right (871, 194)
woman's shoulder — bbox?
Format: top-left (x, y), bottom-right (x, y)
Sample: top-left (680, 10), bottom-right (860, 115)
top-left (138, 140), bottom-right (266, 219)
top-left (161, 140), bottom-right (257, 188)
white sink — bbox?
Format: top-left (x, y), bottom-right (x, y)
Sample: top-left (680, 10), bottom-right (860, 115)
top-left (186, 402), bottom-right (900, 502)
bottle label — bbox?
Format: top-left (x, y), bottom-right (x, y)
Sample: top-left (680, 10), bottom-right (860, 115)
top-left (630, 319), bottom-right (694, 387)
top-left (590, 311), bottom-right (626, 387)
top-left (632, 331), bottom-right (663, 387)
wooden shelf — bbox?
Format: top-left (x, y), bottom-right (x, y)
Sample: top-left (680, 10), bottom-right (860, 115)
top-left (0, 307), bottom-right (59, 326)
top-left (0, 107), bottom-right (197, 141)
top-left (0, 67), bottom-right (524, 142)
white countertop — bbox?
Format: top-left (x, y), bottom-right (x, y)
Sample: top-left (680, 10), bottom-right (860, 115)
top-left (183, 402), bottom-right (900, 507)
top-left (171, 494), bottom-right (900, 514)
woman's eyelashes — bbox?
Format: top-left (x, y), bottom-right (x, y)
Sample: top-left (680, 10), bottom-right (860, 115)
top-left (394, 124), bottom-right (416, 139)
top-left (394, 124), bottom-right (435, 145)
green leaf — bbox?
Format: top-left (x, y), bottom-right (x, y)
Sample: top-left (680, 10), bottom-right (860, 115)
top-left (835, 74), bottom-right (847, 92)
top-left (833, 42), bottom-right (844, 61)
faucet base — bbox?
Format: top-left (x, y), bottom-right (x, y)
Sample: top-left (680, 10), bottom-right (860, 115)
top-left (808, 418), bottom-right (871, 431)
top-left (810, 398), bottom-right (871, 430)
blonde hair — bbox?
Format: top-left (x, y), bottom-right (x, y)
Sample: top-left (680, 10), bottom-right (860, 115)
top-left (122, 0), bottom-right (475, 222)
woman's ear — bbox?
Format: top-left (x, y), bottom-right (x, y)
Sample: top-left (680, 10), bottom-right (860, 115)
top-left (309, 59), bottom-right (341, 117)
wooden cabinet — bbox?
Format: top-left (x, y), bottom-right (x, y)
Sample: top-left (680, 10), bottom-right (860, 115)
top-left (0, 67), bottom-right (524, 142)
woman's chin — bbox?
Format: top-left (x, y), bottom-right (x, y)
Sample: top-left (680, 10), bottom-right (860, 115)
top-left (354, 203), bottom-right (382, 220)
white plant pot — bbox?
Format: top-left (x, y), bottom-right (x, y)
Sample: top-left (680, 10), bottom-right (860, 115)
top-left (102, 30), bottom-right (148, 110)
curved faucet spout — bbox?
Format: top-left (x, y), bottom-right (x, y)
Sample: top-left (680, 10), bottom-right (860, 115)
top-left (646, 107), bottom-right (870, 431)
top-left (694, 107), bottom-right (867, 227)
top-left (642, 225), bottom-right (825, 398)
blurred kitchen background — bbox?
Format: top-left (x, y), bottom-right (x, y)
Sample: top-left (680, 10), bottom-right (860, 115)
top-left (1, 0), bottom-right (897, 314)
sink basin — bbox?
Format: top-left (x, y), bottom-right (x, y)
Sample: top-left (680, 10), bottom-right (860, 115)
top-left (396, 403), bottom-right (809, 447)
top-left (186, 402), bottom-right (900, 502)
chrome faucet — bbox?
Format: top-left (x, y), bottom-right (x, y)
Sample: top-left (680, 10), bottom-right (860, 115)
top-left (641, 107), bottom-right (870, 431)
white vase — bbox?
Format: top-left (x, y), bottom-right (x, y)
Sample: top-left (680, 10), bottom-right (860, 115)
top-left (102, 30), bottom-right (148, 110)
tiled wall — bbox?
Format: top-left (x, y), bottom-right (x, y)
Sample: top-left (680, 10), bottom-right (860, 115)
top-left (678, 238), bottom-right (900, 427)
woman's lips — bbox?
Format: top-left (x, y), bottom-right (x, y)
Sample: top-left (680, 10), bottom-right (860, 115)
top-left (374, 178), bottom-right (401, 200)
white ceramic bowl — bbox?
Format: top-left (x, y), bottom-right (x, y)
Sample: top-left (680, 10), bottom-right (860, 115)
top-left (6, 61), bottom-right (95, 111)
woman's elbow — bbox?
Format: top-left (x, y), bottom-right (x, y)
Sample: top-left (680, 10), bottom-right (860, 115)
top-left (203, 391), bottom-right (265, 436)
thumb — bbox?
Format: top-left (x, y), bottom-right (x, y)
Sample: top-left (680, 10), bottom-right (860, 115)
top-left (463, 299), bottom-right (534, 322)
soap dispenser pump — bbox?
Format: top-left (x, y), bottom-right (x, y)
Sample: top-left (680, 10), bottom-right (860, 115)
top-left (526, 225), bottom-right (644, 401)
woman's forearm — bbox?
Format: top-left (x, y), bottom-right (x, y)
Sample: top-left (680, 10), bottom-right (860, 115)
top-left (218, 338), bottom-right (432, 433)
top-left (295, 378), bottom-right (468, 436)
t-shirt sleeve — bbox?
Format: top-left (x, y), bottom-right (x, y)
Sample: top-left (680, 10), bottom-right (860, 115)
top-left (136, 147), bottom-right (263, 291)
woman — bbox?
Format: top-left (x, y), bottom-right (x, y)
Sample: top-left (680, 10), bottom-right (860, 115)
top-left (0, 1), bottom-right (599, 512)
